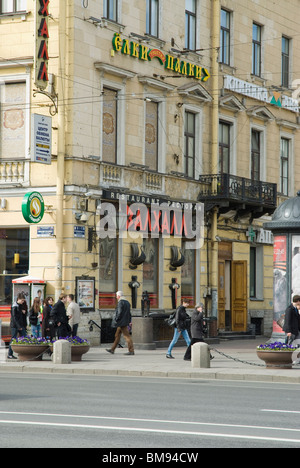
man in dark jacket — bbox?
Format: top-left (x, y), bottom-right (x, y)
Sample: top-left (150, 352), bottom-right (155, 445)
top-left (8, 293), bottom-right (27, 359)
top-left (283, 295), bottom-right (300, 343)
top-left (50, 294), bottom-right (69, 338)
top-left (106, 291), bottom-right (134, 355)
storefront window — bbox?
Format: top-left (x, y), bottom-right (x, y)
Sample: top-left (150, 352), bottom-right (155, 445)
top-left (143, 238), bottom-right (158, 307)
top-left (0, 228), bottom-right (29, 305)
top-left (181, 240), bottom-right (195, 306)
top-left (99, 237), bottom-right (117, 308)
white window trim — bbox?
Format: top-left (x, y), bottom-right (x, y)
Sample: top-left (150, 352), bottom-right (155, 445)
top-left (143, 95), bottom-right (166, 173)
top-left (219, 113), bottom-right (237, 176)
top-left (279, 131), bottom-right (294, 196)
top-left (100, 79), bottom-right (126, 166)
top-left (249, 123), bottom-right (266, 181)
top-left (182, 104), bottom-right (203, 180)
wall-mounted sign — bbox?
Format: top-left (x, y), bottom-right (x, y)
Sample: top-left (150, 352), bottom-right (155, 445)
top-left (22, 192), bottom-right (45, 224)
top-left (112, 34), bottom-right (210, 82)
top-left (224, 75), bottom-right (299, 113)
top-left (37, 226), bottom-right (54, 237)
top-left (74, 226), bottom-right (86, 238)
top-left (246, 226), bottom-right (273, 244)
top-left (35, 0), bottom-right (50, 90)
top-left (31, 113), bottom-right (52, 164)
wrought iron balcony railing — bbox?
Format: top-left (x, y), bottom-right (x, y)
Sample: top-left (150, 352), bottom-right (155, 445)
top-left (198, 173), bottom-right (277, 217)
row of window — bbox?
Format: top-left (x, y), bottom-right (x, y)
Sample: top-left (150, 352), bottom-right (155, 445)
top-left (221, 9), bottom-right (291, 88)
top-left (102, 86), bottom-right (292, 194)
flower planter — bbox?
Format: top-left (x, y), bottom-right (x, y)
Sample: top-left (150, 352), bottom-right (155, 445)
top-left (11, 344), bottom-right (50, 361)
top-left (70, 345), bottom-right (90, 361)
top-left (256, 350), bottom-right (294, 369)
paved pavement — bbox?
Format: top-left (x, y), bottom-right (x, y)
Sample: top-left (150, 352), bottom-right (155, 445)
top-left (1, 337), bottom-right (300, 383)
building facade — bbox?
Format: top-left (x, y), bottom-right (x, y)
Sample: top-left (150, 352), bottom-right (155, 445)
top-left (0, 0), bottom-right (300, 343)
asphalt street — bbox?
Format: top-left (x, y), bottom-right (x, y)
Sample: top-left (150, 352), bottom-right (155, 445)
top-left (1, 372), bottom-right (300, 449)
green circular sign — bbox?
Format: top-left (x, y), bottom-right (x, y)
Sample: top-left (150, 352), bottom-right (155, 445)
top-left (22, 192), bottom-right (45, 224)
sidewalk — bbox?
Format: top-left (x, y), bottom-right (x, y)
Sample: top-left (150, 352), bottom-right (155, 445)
top-left (1, 337), bottom-right (300, 384)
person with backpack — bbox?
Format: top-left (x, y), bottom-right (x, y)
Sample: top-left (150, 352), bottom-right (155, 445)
top-left (166, 299), bottom-right (191, 359)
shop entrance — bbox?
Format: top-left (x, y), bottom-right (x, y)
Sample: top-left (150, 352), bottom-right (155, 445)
top-left (218, 252), bottom-right (247, 332)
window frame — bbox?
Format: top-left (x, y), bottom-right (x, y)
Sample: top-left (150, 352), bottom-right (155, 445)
top-left (0, 0), bottom-right (26, 14)
top-left (184, 110), bottom-right (196, 178)
top-left (146, 0), bottom-right (159, 38)
top-left (251, 129), bottom-right (261, 181)
top-left (219, 120), bottom-right (231, 174)
top-left (220, 8), bottom-right (231, 65)
top-left (252, 23), bottom-right (262, 77)
top-left (185, 0), bottom-right (196, 51)
top-left (103, 0), bottom-right (118, 22)
top-left (280, 137), bottom-right (290, 196)
top-left (282, 36), bottom-right (290, 88)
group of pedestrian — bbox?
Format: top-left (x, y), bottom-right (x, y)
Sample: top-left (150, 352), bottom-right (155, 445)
top-left (166, 299), bottom-right (209, 360)
top-left (8, 293), bottom-right (81, 359)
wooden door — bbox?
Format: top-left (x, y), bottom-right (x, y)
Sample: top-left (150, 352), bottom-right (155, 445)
top-left (231, 260), bottom-right (247, 332)
top-left (218, 260), bottom-right (226, 329)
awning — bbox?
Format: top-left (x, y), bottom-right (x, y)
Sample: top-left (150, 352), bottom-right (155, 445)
top-left (12, 275), bottom-right (46, 284)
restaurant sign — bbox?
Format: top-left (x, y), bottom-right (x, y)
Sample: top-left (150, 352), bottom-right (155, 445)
top-left (35, 0), bottom-right (50, 90)
top-left (112, 34), bottom-right (210, 82)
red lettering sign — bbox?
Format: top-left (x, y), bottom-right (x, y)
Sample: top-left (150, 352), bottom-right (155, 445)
top-left (39, 18), bottom-right (49, 38)
top-left (39, 0), bottom-right (50, 16)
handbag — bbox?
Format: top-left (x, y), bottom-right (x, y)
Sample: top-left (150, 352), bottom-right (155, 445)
top-left (165, 311), bottom-right (176, 327)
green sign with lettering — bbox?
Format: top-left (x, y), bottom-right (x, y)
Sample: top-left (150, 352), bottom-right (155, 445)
top-left (22, 192), bottom-right (45, 224)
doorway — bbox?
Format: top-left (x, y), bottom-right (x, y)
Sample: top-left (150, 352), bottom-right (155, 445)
top-left (218, 256), bottom-right (247, 332)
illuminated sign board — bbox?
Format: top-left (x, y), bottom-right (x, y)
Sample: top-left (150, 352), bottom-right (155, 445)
top-left (35, 0), bottom-right (50, 90)
top-left (112, 34), bottom-right (210, 82)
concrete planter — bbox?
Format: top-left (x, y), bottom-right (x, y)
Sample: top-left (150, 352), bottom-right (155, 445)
top-left (256, 350), bottom-right (294, 369)
top-left (11, 344), bottom-right (49, 361)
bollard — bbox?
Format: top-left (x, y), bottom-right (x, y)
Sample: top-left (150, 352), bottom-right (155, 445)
top-left (52, 340), bottom-right (71, 364)
top-left (191, 342), bottom-right (210, 368)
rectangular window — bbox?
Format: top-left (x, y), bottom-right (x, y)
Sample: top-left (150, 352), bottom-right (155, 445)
top-left (282, 37), bottom-right (290, 88)
top-left (280, 137), bottom-right (289, 196)
top-left (104, 0), bottom-right (118, 22)
top-left (0, 228), bottom-right (29, 305)
top-left (252, 23), bottom-right (262, 76)
top-left (0, 81), bottom-right (26, 159)
top-left (184, 111), bottom-right (196, 178)
top-left (102, 87), bottom-right (118, 164)
top-left (219, 121), bottom-right (231, 174)
top-left (185, 0), bottom-right (196, 51)
top-left (220, 9), bottom-right (230, 65)
top-left (146, 0), bottom-right (159, 37)
top-left (251, 130), bottom-right (261, 181)
top-left (145, 100), bottom-right (158, 171)
top-left (0, 0), bottom-right (26, 13)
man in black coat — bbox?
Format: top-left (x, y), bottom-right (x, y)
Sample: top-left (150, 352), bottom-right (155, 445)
top-left (106, 291), bottom-right (134, 355)
top-left (7, 293), bottom-right (27, 359)
top-left (283, 294), bottom-right (300, 342)
top-left (50, 294), bottom-right (69, 338)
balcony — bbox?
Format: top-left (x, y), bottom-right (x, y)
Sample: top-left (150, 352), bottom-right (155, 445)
top-left (198, 173), bottom-right (277, 220)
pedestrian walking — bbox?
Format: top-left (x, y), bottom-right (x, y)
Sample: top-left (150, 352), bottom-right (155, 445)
top-left (183, 303), bottom-right (206, 361)
top-left (166, 299), bottom-right (191, 359)
top-left (42, 296), bottom-right (54, 339)
top-left (66, 294), bottom-right (81, 337)
top-left (29, 297), bottom-right (42, 338)
top-left (50, 294), bottom-right (70, 338)
top-left (283, 295), bottom-right (300, 345)
top-left (106, 291), bottom-right (135, 355)
top-left (7, 293), bottom-right (27, 359)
